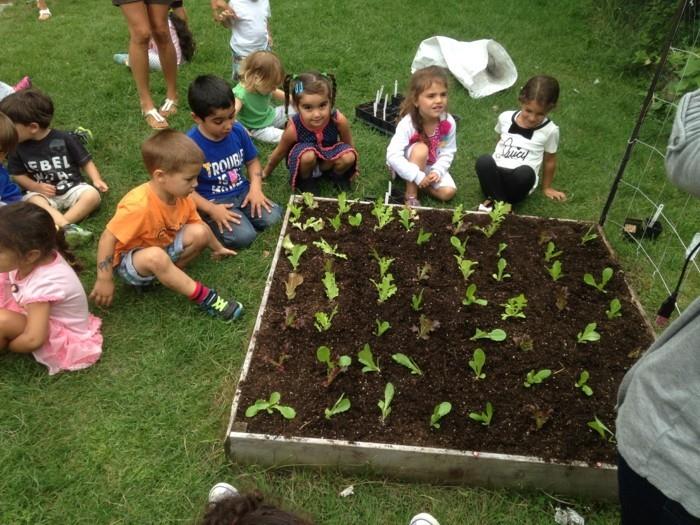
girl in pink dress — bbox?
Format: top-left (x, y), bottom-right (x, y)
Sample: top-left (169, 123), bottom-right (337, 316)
top-left (0, 202), bottom-right (102, 374)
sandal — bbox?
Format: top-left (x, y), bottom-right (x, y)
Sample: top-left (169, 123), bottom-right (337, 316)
top-left (38, 8), bottom-right (52, 20)
top-left (477, 199), bottom-right (494, 213)
top-left (405, 195), bottom-right (421, 208)
top-left (143, 108), bottom-right (169, 130)
top-left (159, 98), bottom-right (178, 118)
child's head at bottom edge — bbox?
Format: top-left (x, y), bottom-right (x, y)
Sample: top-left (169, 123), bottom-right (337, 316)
top-left (141, 129), bottom-right (205, 199)
top-left (200, 491), bottom-right (314, 525)
top-left (0, 111), bottom-right (18, 163)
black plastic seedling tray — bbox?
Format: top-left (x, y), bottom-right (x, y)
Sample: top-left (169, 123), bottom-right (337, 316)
top-left (355, 95), bottom-right (461, 136)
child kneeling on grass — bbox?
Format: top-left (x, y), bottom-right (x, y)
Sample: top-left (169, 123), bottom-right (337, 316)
top-left (89, 130), bottom-right (243, 322)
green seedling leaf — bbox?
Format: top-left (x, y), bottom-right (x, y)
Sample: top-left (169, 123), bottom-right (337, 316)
top-left (371, 273), bottom-right (398, 303)
top-left (372, 251), bottom-right (394, 277)
top-left (576, 370), bottom-right (594, 396)
top-left (293, 217), bottom-right (325, 232)
top-left (392, 353), bottom-right (422, 375)
top-left (284, 272), bottom-right (304, 300)
top-left (313, 238), bottom-right (347, 259)
top-left (287, 244), bottom-right (307, 271)
top-left (322, 271), bottom-right (339, 301)
top-left (475, 201), bottom-right (511, 237)
top-left (378, 382), bottom-right (394, 423)
top-left (412, 314), bottom-right (440, 340)
top-left (492, 257), bottom-right (511, 281)
top-left (462, 283), bottom-right (488, 306)
top-left (316, 345), bottom-right (351, 386)
top-left (325, 393), bottom-right (351, 420)
top-left (398, 206), bottom-right (415, 231)
top-left (301, 192), bottom-right (318, 209)
top-left (470, 328), bottom-right (507, 342)
top-left (583, 267), bottom-right (613, 293)
top-left (606, 298), bottom-right (622, 319)
top-left (456, 257), bottom-right (478, 281)
top-left (288, 204), bottom-right (302, 222)
top-left (501, 293), bottom-right (527, 320)
top-left (329, 213), bottom-right (342, 232)
top-left (357, 343), bottom-right (380, 373)
top-left (371, 200), bottom-right (394, 230)
top-left (547, 260), bottom-right (564, 282)
top-left (468, 348), bottom-right (486, 379)
top-left (544, 241), bottom-right (563, 262)
top-left (469, 401), bottom-right (494, 426)
top-left (245, 391), bottom-right (296, 419)
top-left (314, 306), bottom-right (338, 332)
top-left (451, 204), bottom-right (465, 225)
top-left (587, 415), bottom-right (615, 441)
top-left (348, 212), bottom-right (362, 227)
top-left (416, 228), bottom-right (432, 246)
top-left (524, 368), bottom-right (552, 388)
top-left (430, 401), bottom-right (452, 429)
top-left (411, 289), bottom-right (424, 311)
top-left (282, 234), bottom-right (295, 253)
top-left (374, 319), bottom-right (390, 337)
top-left (337, 192), bottom-right (351, 215)
top-left (580, 225), bottom-right (598, 245)
top-left (496, 242), bottom-right (508, 257)
top-left (577, 322), bottom-right (601, 343)
top-left (450, 235), bottom-right (468, 257)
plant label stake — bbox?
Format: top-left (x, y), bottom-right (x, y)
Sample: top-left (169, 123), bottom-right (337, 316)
top-left (383, 94), bottom-right (388, 122)
top-left (393, 79), bottom-right (398, 97)
top-left (623, 203), bottom-right (663, 241)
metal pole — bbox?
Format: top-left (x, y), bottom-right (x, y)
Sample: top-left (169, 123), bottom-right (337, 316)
top-left (599, 0), bottom-right (689, 226)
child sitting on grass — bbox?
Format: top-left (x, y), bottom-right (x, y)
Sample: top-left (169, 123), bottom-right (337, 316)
top-left (89, 130), bottom-right (243, 322)
top-left (187, 75), bottom-right (281, 250)
top-left (0, 112), bottom-right (23, 206)
top-left (0, 89), bottom-right (108, 246)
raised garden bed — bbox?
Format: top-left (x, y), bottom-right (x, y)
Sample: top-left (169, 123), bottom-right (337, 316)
top-left (226, 197), bottom-right (655, 499)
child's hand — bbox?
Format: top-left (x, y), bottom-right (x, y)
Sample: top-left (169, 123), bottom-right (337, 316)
top-left (209, 203), bottom-right (241, 233)
top-left (242, 188), bottom-right (273, 219)
top-left (93, 179), bottom-right (109, 193)
top-left (211, 246), bottom-right (237, 260)
top-left (90, 278), bottom-right (115, 307)
top-left (36, 182), bottom-right (56, 197)
top-left (543, 187), bottom-right (567, 201)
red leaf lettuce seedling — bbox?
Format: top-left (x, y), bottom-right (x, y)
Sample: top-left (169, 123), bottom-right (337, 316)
top-left (430, 402), bottom-right (452, 429)
top-left (245, 392), bottom-right (296, 419)
top-left (284, 272), bottom-right (304, 300)
top-left (316, 345), bottom-right (351, 386)
top-left (325, 393), bottom-right (351, 420)
top-left (412, 314), bottom-right (440, 340)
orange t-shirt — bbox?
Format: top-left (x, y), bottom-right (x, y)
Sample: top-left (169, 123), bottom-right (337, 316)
top-left (107, 182), bottom-right (203, 265)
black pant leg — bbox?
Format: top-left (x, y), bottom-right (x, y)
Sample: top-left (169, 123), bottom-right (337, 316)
top-left (503, 165), bottom-right (536, 204)
top-left (475, 154), bottom-right (508, 201)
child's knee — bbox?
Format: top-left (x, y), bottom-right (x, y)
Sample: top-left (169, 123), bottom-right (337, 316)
top-left (437, 187), bottom-right (457, 201)
top-left (80, 187), bottom-right (102, 207)
top-left (183, 223), bottom-right (211, 248)
top-left (299, 151), bottom-right (317, 168)
top-left (334, 152), bottom-right (355, 171)
top-left (409, 142), bottom-right (429, 163)
top-left (133, 247), bottom-right (172, 274)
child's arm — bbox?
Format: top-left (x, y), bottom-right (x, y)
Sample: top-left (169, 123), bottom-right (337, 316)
top-left (262, 125), bottom-right (295, 178)
top-left (82, 160), bottom-right (109, 192)
top-left (335, 111), bottom-right (355, 148)
top-left (242, 158), bottom-right (273, 218)
top-left (13, 174), bottom-right (56, 197)
top-left (7, 302), bottom-right (50, 353)
top-left (386, 117), bottom-right (426, 186)
top-left (234, 97), bottom-right (244, 115)
top-left (89, 229), bottom-right (118, 307)
top-left (207, 230), bottom-right (237, 259)
top-left (541, 153), bottom-right (566, 201)
top-left (191, 191), bottom-right (241, 234)
top-left (271, 89), bottom-right (286, 104)
top-left (210, 0), bottom-right (235, 23)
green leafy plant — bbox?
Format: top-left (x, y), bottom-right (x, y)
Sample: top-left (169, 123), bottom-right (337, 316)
top-left (397, 206), bottom-right (415, 231)
top-left (245, 392), bottom-right (296, 419)
top-left (606, 298), bottom-right (622, 319)
top-left (544, 241), bottom-right (563, 262)
top-left (313, 238), bottom-right (347, 260)
top-left (524, 369), bottom-right (552, 388)
top-left (583, 267), bottom-right (614, 293)
top-left (496, 242), bottom-right (507, 257)
top-left (324, 393), bottom-right (351, 420)
top-left (322, 271), bottom-right (339, 301)
top-left (492, 258), bottom-right (511, 281)
top-left (372, 251), bottom-right (394, 277)
top-left (475, 201), bottom-right (511, 238)
top-left (329, 213), bottom-right (342, 232)
top-left (411, 289), bottom-right (424, 311)
top-left (587, 415), bottom-right (615, 442)
top-left (314, 306), bottom-right (338, 332)
top-left (283, 306), bottom-right (305, 330)
top-left (469, 402), bottom-right (493, 426)
top-left (462, 283), bottom-right (488, 307)
top-left (392, 353), bottom-right (422, 375)
top-left (374, 319), bottom-right (390, 337)
top-left (580, 225), bottom-right (599, 246)
top-left (337, 192), bottom-right (351, 215)
top-left (316, 345), bottom-right (351, 386)
top-left (417, 263), bottom-right (431, 282)
top-left (513, 333), bottom-right (534, 352)
top-left (293, 217), bottom-right (324, 232)
top-left (412, 314), bottom-right (440, 340)
top-left (456, 257), bottom-right (478, 281)
top-left (288, 204), bottom-right (302, 222)
top-left (378, 382), bottom-right (395, 423)
top-left (451, 203), bottom-right (466, 227)
top-left (450, 235), bottom-right (468, 257)
top-left (501, 294), bottom-right (527, 320)
top-left (371, 274), bottom-right (398, 303)
top-left (555, 286), bottom-right (569, 311)
top-left (284, 272), bottom-right (304, 300)
top-left (575, 370), bottom-right (594, 396)
top-left (468, 348), bottom-right (486, 379)
top-left (301, 192), bottom-right (318, 209)
top-left (357, 343), bottom-right (380, 373)
top-left (526, 404), bottom-right (553, 430)
top-left (287, 244), bottom-right (307, 271)
top-left (371, 200), bottom-right (394, 230)
top-left (416, 228), bottom-right (432, 246)
top-left (547, 260), bottom-right (564, 282)
top-left (430, 402), bottom-right (452, 429)
top-left (470, 328), bottom-right (507, 342)
top-left (577, 322), bottom-right (601, 343)
top-left (348, 212), bottom-right (362, 227)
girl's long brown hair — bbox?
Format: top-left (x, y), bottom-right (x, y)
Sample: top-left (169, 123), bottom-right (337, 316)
top-left (399, 65), bottom-right (449, 140)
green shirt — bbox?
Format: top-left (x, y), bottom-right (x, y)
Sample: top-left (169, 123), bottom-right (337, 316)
top-left (233, 84), bottom-right (276, 129)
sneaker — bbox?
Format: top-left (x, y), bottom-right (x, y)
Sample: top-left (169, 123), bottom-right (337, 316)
top-left (199, 289), bottom-right (244, 321)
top-left (113, 53), bottom-right (129, 66)
top-left (13, 75), bottom-right (32, 92)
top-left (408, 513), bottom-right (440, 525)
top-left (63, 224), bottom-right (93, 248)
top-left (208, 482), bottom-right (239, 504)
top-left (72, 126), bottom-right (94, 146)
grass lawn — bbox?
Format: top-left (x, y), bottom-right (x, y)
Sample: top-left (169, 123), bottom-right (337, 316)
top-left (0, 1), bottom-right (690, 523)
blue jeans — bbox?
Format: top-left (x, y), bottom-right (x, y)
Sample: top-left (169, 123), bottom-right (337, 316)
top-left (203, 191), bottom-right (282, 249)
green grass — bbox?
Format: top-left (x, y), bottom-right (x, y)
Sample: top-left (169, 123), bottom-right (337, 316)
top-left (0, 1), bottom-right (692, 523)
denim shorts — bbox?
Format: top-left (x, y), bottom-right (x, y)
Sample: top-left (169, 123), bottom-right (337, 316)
top-left (115, 229), bottom-right (185, 286)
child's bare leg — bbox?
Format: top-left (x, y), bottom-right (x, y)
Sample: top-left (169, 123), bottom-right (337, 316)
top-left (173, 223), bottom-right (210, 268)
top-left (63, 188), bottom-right (101, 224)
top-left (297, 151), bottom-right (318, 180)
top-left (0, 308), bottom-right (28, 352)
top-left (36, 0), bottom-right (48, 10)
top-left (131, 247), bottom-right (197, 297)
top-left (331, 151), bottom-right (356, 176)
top-left (147, 3), bottom-right (178, 102)
top-left (426, 186), bottom-right (456, 202)
top-left (407, 143), bottom-right (428, 200)
top-left (26, 195), bottom-right (68, 228)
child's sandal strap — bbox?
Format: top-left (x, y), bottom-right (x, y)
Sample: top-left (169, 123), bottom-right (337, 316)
top-left (143, 108), bottom-right (168, 130)
top-left (159, 98), bottom-right (178, 117)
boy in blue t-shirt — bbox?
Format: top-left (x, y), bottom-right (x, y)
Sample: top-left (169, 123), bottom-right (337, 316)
top-left (0, 112), bottom-right (22, 206)
top-left (187, 75), bottom-right (281, 250)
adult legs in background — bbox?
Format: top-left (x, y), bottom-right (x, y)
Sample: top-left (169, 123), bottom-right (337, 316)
top-left (146, 2), bottom-right (178, 106)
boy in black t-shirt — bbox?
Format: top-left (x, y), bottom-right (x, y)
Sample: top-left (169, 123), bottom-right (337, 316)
top-left (0, 89), bottom-right (108, 246)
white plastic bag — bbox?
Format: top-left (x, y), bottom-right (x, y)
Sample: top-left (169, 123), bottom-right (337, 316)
top-left (411, 36), bottom-right (518, 99)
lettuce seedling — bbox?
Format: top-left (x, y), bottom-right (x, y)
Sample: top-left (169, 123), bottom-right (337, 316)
top-left (374, 319), bottom-right (391, 337)
top-left (245, 392), bottom-right (296, 419)
top-left (555, 286), bottom-right (569, 311)
top-left (470, 328), bottom-right (507, 342)
top-left (456, 257), bottom-right (478, 281)
top-left (526, 404), bottom-right (553, 430)
top-left (329, 213), bottom-right (342, 232)
top-left (325, 393), bottom-right (351, 420)
top-left (451, 203), bottom-right (466, 227)
top-left (501, 294), bottom-right (527, 320)
top-left (314, 306), bottom-right (338, 332)
top-left (475, 201), bottom-right (511, 238)
top-left (371, 273), bottom-right (397, 303)
top-left (583, 267), bottom-right (613, 293)
top-left (392, 353), bottom-right (422, 375)
top-left (378, 382), bottom-right (395, 423)
top-left (412, 314), bottom-right (440, 340)
top-left (462, 283), bottom-right (488, 306)
top-left (450, 235), bottom-right (468, 257)
top-left (547, 260), bottom-right (564, 282)
top-left (348, 212), bottom-right (362, 227)
top-left (430, 402), bottom-right (452, 429)
top-left (398, 206), bottom-right (415, 231)
top-left (606, 298), bottom-right (622, 319)
top-left (372, 251), bottom-right (394, 277)
top-left (322, 271), bottom-right (339, 301)
top-left (575, 370), bottom-right (593, 396)
top-left (371, 200), bottom-right (394, 230)
top-left (316, 345), bottom-right (351, 386)
top-left (544, 241), bottom-right (563, 262)
top-left (416, 228), bottom-right (432, 246)
top-left (285, 272), bottom-right (304, 300)
top-left (580, 225), bottom-right (599, 246)
top-left (587, 415), bottom-right (615, 442)
top-left (468, 348), bottom-right (486, 379)
top-left (492, 258), bottom-right (511, 281)
top-left (337, 192), bottom-right (351, 215)
top-left (313, 238), bottom-right (347, 259)
top-left (287, 244), bottom-right (307, 271)
top-left (417, 263), bottom-right (432, 282)
top-left (288, 204), bottom-right (302, 222)
top-left (469, 401), bottom-right (493, 426)
top-left (301, 192), bottom-right (318, 209)
top-left (496, 242), bottom-right (508, 257)
top-left (524, 368), bottom-right (552, 388)
top-left (262, 351), bottom-right (290, 373)
top-left (513, 333), bottom-right (534, 352)
top-left (357, 343), bottom-right (380, 373)
top-left (577, 322), bottom-right (600, 343)
top-left (293, 217), bottom-right (324, 232)
top-left (411, 288), bottom-right (424, 311)
top-left (283, 306), bottom-right (306, 330)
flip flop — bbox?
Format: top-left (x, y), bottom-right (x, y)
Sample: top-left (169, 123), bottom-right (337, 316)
top-left (159, 98), bottom-right (178, 118)
top-left (143, 108), bottom-right (168, 130)
top-left (38, 8), bottom-right (51, 20)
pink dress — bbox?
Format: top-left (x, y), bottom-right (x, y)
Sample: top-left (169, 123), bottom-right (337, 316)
top-left (0, 252), bottom-right (102, 374)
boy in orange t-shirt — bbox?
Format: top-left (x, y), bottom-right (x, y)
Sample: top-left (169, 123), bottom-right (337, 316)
top-left (90, 130), bottom-right (243, 321)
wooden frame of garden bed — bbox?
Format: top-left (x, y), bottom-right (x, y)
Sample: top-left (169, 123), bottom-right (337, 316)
top-left (226, 196), bottom-right (654, 501)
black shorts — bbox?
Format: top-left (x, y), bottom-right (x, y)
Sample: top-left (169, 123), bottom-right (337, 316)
top-left (112, 0), bottom-right (171, 6)
top-left (170, 0), bottom-right (183, 7)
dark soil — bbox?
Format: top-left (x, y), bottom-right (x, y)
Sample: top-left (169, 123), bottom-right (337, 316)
top-left (236, 200), bottom-right (654, 465)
